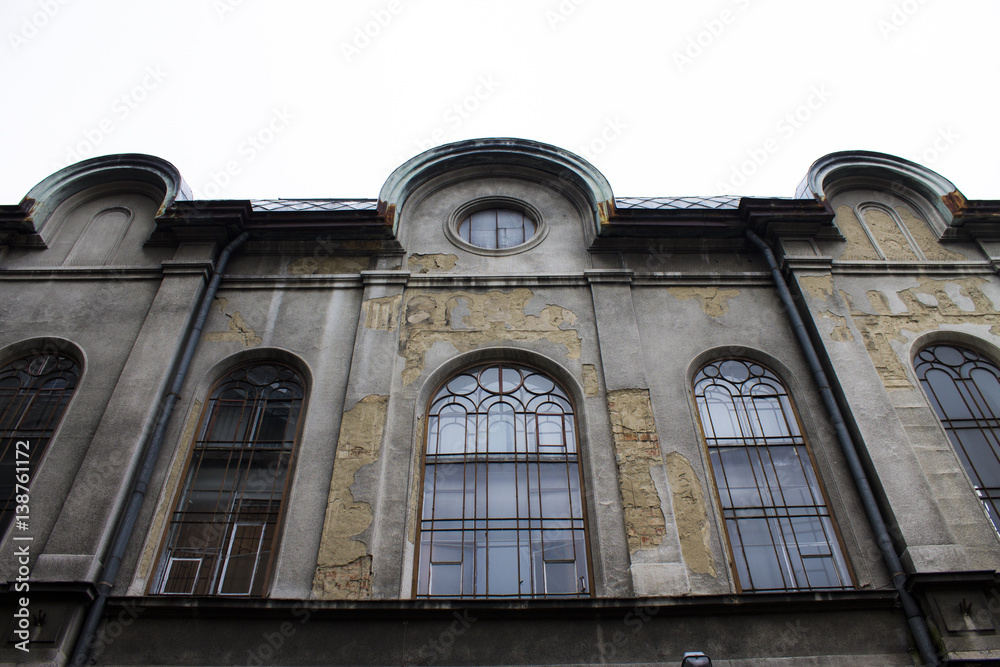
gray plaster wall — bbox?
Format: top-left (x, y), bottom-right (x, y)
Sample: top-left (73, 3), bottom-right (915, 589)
top-left (631, 278), bottom-right (889, 595)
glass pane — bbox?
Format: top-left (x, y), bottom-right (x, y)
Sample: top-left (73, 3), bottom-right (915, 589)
top-left (971, 367), bottom-right (1000, 417)
top-left (430, 563), bottom-right (462, 596)
top-left (487, 463), bottom-right (517, 518)
top-left (488, 403), bottom-right (516, 453)
top-left (953, 428), bottom-right (1000, 488)
top-left (714, 447), bottom-right (763, 509)
top-left (702, 389), bottom-right (741, 439)
top-left (536, 413), bottom-right (564, 449)
top-left (738, 518), bottom-right (786, 591)
top-left (539, 464), bottom-right (572, 519)
top-left (926, 368), bottom-right (971, 420)
top-left (437, 406), bottom-right (468, 454)
top-left (487, 531), bottom-right (520, 595)
top-left (431, 464), bottom-right (466, 519)
top-left (469, 210), bottom-right (496, 249)
top-left (218, 523), bottom-right (265, 595)
top-left (543, 561), bottom-right (577, 594)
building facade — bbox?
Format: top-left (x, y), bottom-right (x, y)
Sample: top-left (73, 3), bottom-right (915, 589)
top-left (1, 138), bottom-right (1000, 665)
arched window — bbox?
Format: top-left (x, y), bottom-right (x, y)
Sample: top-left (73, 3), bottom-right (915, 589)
top-left (0, 353), bottom-right (80, 535)
top-left (416, 363), bottom-right (590, 599)
top-left (152, 363), bottom-right (304, 596)
top-left (694, 359), bottom-right (852, 593)
top-left (915, 344), bottom-right (1000, 534)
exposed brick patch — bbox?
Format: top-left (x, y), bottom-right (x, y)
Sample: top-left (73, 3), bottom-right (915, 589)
top-left (312, 556), bottom-right (373, 600)
top-left (607, 388), bottom-right (667, 553)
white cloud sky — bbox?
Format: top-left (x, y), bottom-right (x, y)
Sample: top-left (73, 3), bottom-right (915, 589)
top-left (2, 0), bottom-right (998, 204)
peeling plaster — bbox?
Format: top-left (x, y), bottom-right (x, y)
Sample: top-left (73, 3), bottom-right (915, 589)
top-left (582, 363), bottom-right (600, 397)
top-left (835, 205), bottom-right (880, 261)
top-left (667, 287), bottom-right (740, 317)
top-left (799, 275), bottom-right (837, 304)
top-left (862, 208), bottom-right (919, 260)
top-left (607, 389), bottom-right (667, 553)
top-left (664, 452), bottom-right (716, 576)
top-left (205, 298), bottom-right (262, 346)
top-left (361, 295), bottom-right (402, 331)
top-left (820, 311), bottom-right (854, 342)
top-left (407, 253), bottom-right (458, 273)
top-left (286, 255), bottom-right (370, 275)
top-left (845, 277), bottom-right (1000, 389)
top-left (313, 395), bottom-right (389, 600)
top-left (398, 288), bottom-right (582, 385)
top-left (896, 206), bottom-right (969, 261)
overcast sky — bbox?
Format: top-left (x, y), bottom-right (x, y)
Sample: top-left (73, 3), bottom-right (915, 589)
top-left (2, 1), bottom-right (998, 204)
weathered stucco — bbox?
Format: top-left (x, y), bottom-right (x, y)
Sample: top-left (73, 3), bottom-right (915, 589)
top-left (835, 205), bottom-right (881, 260)
top-left (845, 277), bottom-right (1000, 389)
top-left (361, 295), bottom-right (402, 331)
top-left (286, 255), bottom-right (370, 274)
top-left (407, 253), bottom-right (458, 273)
top-left (606, 389), bottom-right (667, 553)
top-left (896, 206), bottom-right (968, 261)
top-left (313, 394), bottom-right (389, 600)
top-left (667, 287), bottom-right (741, 317)
top-left (582, 363), bottom-right (600, 397)
top-left (204, 297), bottom-right (262, 346)
top-left (820, 311), bottom-right (855, 342)
top-left (862, 208), bottom-right (919, 260)
top-left (398, 288), bottom-right (582, 385)
top-left (664, 452), bottom-right (716, 576)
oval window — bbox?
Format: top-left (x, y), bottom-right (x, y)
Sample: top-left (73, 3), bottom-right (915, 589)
top-left (457, 208), bottom-right (537, 250)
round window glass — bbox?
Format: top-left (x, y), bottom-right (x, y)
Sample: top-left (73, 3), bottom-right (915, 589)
top-left (457, 208), bottom-right (537, 250)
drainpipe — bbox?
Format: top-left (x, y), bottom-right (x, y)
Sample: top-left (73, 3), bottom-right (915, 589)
top-left (744, 228), bottom-right (940, 667)
top-left (69, 231), bottom-right (250, 666)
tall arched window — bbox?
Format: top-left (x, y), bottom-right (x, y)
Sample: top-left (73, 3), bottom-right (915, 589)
top-left (416, 363), bottom-right (590, 599)
top-left (915, 344), bottom-right (1000, 534)
top-left (694, 359), bottom-right (852, 593)
top-left (0, 353), bottom-right (80, 536)
top-left (152, 363), bottom-right (304, 596)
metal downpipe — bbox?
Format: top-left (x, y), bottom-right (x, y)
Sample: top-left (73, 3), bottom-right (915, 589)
top-left (744, 228), bottom-right (940, 666)
top-left (69, 231), bottom-right (250, 666)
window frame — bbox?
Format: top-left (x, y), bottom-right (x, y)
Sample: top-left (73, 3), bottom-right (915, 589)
top-left (914, 342), bottom-right (1000, 536)
top-left (149, 361), bottom-right (306, 597)
top-left (444, 197), bottom-right (548, 257)
top-left (412, 362), bottom-right (594, 600)
top-left (693, 357), bottom-right (856, 594)
top-left (0, 351), bottom-right (81, 538)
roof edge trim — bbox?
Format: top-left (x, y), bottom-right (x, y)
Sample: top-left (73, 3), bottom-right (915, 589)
top-left (796, 150), bottom-right (963, 225)
top-left (22, 153), bottom-right (190, 236)
top-left (378, 138), bottom-right (615, 236)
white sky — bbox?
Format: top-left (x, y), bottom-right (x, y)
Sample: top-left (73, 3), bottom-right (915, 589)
top-left (2, 1), bottom-right (998, 204)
